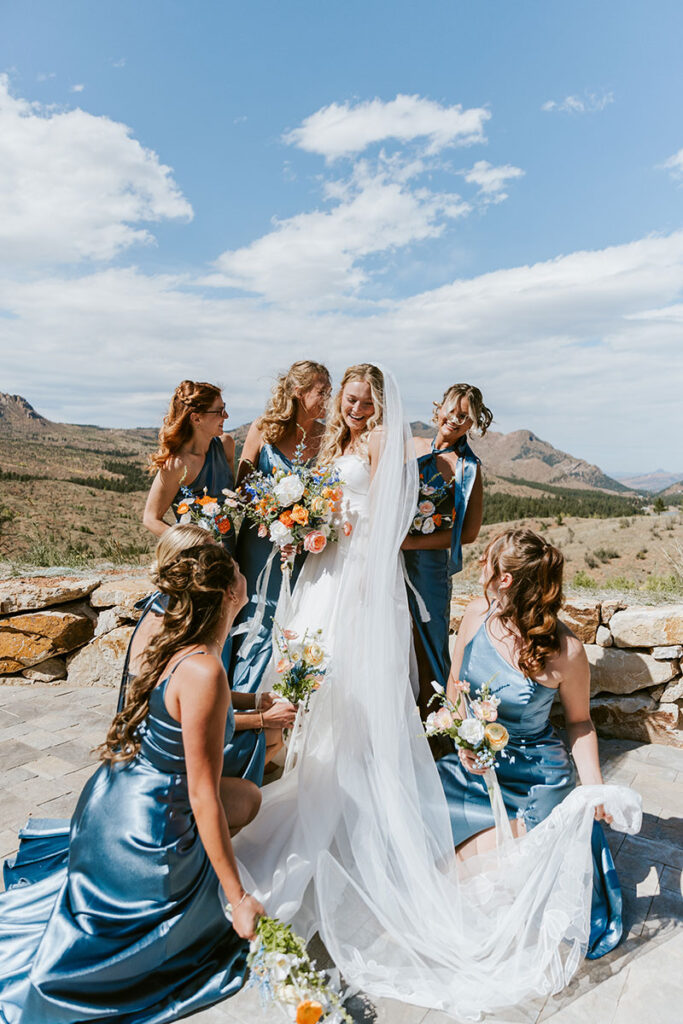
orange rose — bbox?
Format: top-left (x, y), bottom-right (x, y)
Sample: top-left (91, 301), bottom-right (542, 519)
top-left (197, 494), bottom-right (217, 506)
top-left (216, 516), bottom-right (231, 534)
top-left (291, 505), bottom-right (309, 526)
top-left (433, 513), bottom-right (442, 527)
top-left (176, 502), bottom-right (190, 515)
top-left (296, 1001), bottom-right (323, 1024)
top-left (279, 510), bottom-right (294, 528)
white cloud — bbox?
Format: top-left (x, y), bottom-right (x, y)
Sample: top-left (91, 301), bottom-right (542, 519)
top-left (111, 58), bottom-right (126, 68)
top-left (659, 148), bottom-right (683, 184)
top-left (0, 75), bottom-right (192, 264)
top-left (542, 91), bottom-right (614, 114)
top-left (283, 94), bottom-right (490, 160)
top-left (461, 160), bottom-right (524, 203)
top-left (1, 231), bottom-right (682, 468)
top-left (37, 72), bottom-right (56, 82)
top-left (71, 84), bottom-right (85, 93)
top-left (206, 157), bottom-right (469, 305)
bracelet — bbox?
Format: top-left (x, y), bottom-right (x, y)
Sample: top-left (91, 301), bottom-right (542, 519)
top-left (218, 885), bottom-right (249, 920)
top-left (258, 711), bottom-right (264, 733)
top-left (234, 891), bottom-right (249, 909)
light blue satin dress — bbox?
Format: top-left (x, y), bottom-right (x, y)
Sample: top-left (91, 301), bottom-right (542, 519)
top-left (403, 437), bottom-right (479, 689)
top-left (0, 652), bottom-right (247, 1023)
top-left (436, 612), bottom-right (623, 959)
top-left (118, 595), bottom-right (265, 786)
top-left (226, 443), bottom-right (307, 777)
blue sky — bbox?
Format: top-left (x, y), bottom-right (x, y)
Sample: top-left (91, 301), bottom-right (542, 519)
top-left (1, 0), bottom-right (682, 473)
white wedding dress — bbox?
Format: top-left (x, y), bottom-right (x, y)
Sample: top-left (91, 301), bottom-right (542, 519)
top-left (234, 370), bottom-right (641, 1021)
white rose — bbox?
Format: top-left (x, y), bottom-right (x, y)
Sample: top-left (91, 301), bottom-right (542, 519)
top-left (197, 519), bottom-right (212, 531)
top-left (269, 520), bottom-right (294, 546)
top-left (273, 474), bottom-right (305, 507)
top-left (421, 517), bottom-right (436, 534)
top-left (458, 718), bottom-right (485, 746)
top-left (179, 513), bottom-right (192, 524)
top-left (203, 502), bottom-right (220, 516)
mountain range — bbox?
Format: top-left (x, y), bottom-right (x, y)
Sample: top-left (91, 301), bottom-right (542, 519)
top-left (0, 392), bottom-right (676, 497)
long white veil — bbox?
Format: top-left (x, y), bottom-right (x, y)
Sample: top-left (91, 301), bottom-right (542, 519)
top-left (234, 368), bottom-right (641, 1020)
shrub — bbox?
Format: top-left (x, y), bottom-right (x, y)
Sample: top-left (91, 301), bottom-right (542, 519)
top-left (572, 570), bottom-right (597, 589)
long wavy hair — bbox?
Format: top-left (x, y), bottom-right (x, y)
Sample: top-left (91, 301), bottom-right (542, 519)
top-left (150, 380), bottom-right (223, 472)
top-left (433, 383), bottom-right (493, 436)
top-left (256, 361), bottom-right (331, 445)
top-left (99, 545), bottom-right (236, 764)
top-left (482, 528), bottom-right (564, 677)
top-left (317, 364), bottom-right (384, 464)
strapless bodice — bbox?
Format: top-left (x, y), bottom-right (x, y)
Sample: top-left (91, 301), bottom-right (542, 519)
top-left (334, 453), bottom-right (370, 520)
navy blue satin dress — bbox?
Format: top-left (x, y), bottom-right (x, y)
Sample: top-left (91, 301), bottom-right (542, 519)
top-left (0, 653), bottom-right (247, 1023)
top-left (227, 443), bottom-right (307, 777)
top-left (436, 615), bottom-right (623, 959)
top-left (172, 435), bottom-right (236, 558)
top-left (118, 595), bottom-right (265, 786)
top-left (403, 437), bottom-right (479, 690)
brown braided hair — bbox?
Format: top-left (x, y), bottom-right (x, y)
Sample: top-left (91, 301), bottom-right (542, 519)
top-left (150, 380), bottom-right (223, 472)
top-left (99, 545), bottom-right (237, 764)
top-left (482, 527), bottom-right (564, 677)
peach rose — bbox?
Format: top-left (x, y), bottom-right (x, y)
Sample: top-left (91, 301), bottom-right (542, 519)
top-left (291, 504), bottom-right (309, 526)
top-left (303, 530), bottom-right (327, 554)
top-left (257, 523), bottom-right (268, 538)
top-left (343, 520), bottom-right (353, 536)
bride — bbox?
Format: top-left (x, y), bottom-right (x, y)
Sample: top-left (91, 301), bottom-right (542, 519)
top-left (235, 363), bottom-right (642, 1020)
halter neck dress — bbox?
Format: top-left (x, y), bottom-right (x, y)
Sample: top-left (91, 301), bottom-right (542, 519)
top-left (226, 443), bottom-right (308, 782)
top-left (403, 435), bottom-right (479, 690)
top-left (436, 607), bottom-right (623, 959)
top-left (0, 651), bottom-right (248, 1023)
top-left (172, 435), bottom-right (236, 558)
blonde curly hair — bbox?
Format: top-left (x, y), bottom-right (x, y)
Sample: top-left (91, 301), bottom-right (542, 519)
top-left (317, 364), bottom-right (384, 465)
top-left (433, 383), bottom-right (493, 436)
top-left (256, 361), bottom-right (330, 444)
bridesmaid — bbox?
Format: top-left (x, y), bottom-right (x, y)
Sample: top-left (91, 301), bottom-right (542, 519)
top-left (119, 524), bottom-right (296, 786)
top-left (402, 383), bottom-right (491, 716)
top-left (437, 527), bottom-right (622, 959)
top-left (0, 545), bottom-right (265, 1022)
top-left (143, 379), bottom-right (237, 557)
top-left (229, 361), bottom-right (330, 745)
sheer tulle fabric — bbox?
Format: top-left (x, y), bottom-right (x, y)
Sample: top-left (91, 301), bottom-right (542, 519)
top-left (234, 369), bottom-right (641, 1020)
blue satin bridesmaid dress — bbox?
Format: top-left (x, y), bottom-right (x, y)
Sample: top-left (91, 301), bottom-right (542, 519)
top-left (172, 435), bottom-right (237, 557)
top-left (403, 436), bottom-right (479, 690)
top-left (0, 651), bottom-right (248, 1023)
top-left (226, 443), bottom-right (307, 777)
top-left (117, 595), bottom-right (265, 787)
top-left (436, 610), bottom-right (623, 959)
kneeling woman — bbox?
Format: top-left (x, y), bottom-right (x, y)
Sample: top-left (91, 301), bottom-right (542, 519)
top-left (437, 528), bottom-right (622, 959)
top-left (0, 545), bottom-right (264, 1023)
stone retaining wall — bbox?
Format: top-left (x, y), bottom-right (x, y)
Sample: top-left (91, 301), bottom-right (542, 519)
top-left (1, 575), bottom-right (682, 747)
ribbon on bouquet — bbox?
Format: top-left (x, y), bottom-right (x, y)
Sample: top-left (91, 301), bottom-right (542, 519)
top-left (229, 543), bottom-right (280, 655)
top-left (400, 552), bottom-right (431, 623)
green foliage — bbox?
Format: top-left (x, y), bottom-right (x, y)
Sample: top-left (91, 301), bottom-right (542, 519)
top-left (0, 466), bottom-right (43, 482)
top-left (483, 477), bottom-right (642, 525)
top-left (636, 548), bottom-right (647, 560)
top-left (572, 570), bottom-right (598, 589)
top-left (22, 532), bottom-right (95, 567)
top-left (98, 537), bottom-right (152, 564)
top-left (584, 552), bottom-right (598, 569)
top-left (594, 547), bottom-right (620, 562)
top-left (653, 497), bottom-right (667, 513)
top-left (68, 459), bottom-right (148, 492)
top-left (644, 574), bottom-right (683, 596)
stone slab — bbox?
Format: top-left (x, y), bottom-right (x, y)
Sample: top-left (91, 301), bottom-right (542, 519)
top-left (610, 605), bottom-right (683, 647)
top-left (0, 576), bottom-right (101, 614)
top-left (595, 625), bottom-right (612, 647)
top-left (21, 656), bottom-right (67, 682)
top-left (0, 609), bottom-right (95, 673)
top-left (589, 694), bottom-right (681, 747)
top-left (585, 645), bottom-right (678, 695)
top-left (559, 599), bottom-right (600, 643)
top-left (66, 625), bottom-right (134, 687)
top-left (90, 577), bottom-right (152, 614)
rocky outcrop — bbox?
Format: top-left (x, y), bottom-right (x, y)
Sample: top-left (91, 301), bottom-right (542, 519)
top-left (609, 606), bottom-right (683, 648)
top-left (559, 599), bottom-right (600, 644)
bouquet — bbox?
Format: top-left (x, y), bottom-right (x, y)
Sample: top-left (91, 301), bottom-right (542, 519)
top-left (246, 915), bottom-right (352, 1023)
top-left (272, 626), bottom-right (328, 711)
top-left (174, 485), bottom-right (238, 541)
top-left (238, 442), bottom-right (351, 561)
top-left (409, 472), bottom-right (454, 536)
top-left (425, 675), bottom-right (509, 770)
